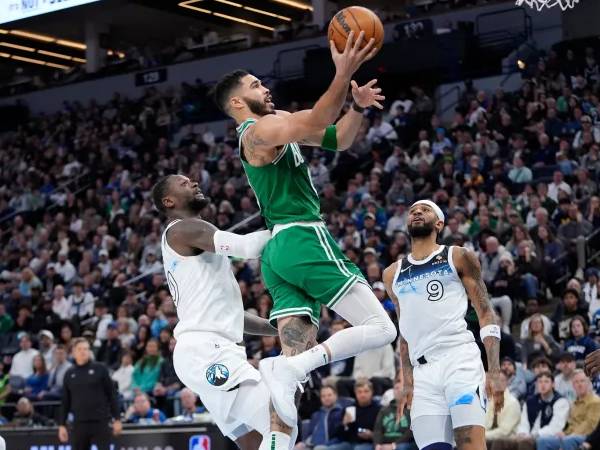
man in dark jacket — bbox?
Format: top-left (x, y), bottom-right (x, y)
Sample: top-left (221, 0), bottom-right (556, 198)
top-left (342, 379), bottom-right (381, 450)
top-left (303, 385), bottom-right (346, 449)
top-left (59, 337), bottom-right (121, 450)
top-left (373, 381), bottom-right (416, 450)
top-left (95, 322), bottom-right (122, 371)
top-left (552, 289), bottom-right (589, 342)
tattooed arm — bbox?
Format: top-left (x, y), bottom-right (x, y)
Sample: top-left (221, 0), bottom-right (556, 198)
top-left (454, 246), bottom-right (504, 411)
top-left (382, 263), bottom-right (412, 415)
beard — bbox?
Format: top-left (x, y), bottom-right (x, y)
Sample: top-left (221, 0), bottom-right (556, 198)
top-left (187, 196), bottom-right (210, 213)
top-left (243, 97), bottom-right (275, 116)
top-left (407, 220), bottom-right (435, 238)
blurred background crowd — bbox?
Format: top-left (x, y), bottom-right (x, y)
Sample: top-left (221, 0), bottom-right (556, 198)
top-left (1, 3), bottom-right (600, 450)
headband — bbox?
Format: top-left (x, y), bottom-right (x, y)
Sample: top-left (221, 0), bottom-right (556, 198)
top-left (411, 200), bottom-right (445, 223)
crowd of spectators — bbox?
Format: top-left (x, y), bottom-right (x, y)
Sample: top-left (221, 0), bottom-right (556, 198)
top-left (0, 38), bottom-right (599, 450)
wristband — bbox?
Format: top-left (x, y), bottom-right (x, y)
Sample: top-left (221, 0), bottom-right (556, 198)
top-left (214, 230), bottom-right (271, 259)
top-left (351, 101), bottom-right (365, 113)
top-left (480, 324), bottom-right (501, 341)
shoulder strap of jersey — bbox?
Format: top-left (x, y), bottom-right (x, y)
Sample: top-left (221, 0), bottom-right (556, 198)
top-left (236, 118), bottom-right (257, 150)
top-left (162, 219), bottom-right (183, 255)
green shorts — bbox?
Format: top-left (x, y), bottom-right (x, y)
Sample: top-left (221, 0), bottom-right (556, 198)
top-left (261, 222), bottom-right (366, 327)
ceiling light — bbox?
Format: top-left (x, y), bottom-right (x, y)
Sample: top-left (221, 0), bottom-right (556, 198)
top-left (10, 30), bottom-right (54, 42)
top-left (270, 0), bottom-right (313, 11)
top-left (56, 39), bottom-right (86, 50)
top-left (0, 29), bottom-right (8, 34)
top-left (215, 0), bottom-right (242, 6)
top-left (11, 54), bottom-right (49, 66)
top-left (179, 1), bottom-right (212, 14)
top-left (46, 61), bottom-right (70, 70)
top-left (72, 57), bottom-right (87, 63)
top-left (0, 52), bottom-right (9, 58)
top-left (38, 49), bottom-right (73, 60)
top-left (213, 12), bottom-right (274, 30)
top-left (179, 0), bottom-right (277, 30)
top-left (0, 42), bottom-right (35, 52)
top-left (243, 6), bottom-right (291, 21)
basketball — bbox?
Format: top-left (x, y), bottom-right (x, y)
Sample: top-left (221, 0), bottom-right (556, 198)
top-left (328, 6), bottom-right (384, 55)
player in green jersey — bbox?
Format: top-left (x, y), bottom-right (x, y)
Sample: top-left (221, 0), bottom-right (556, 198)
top-left (211, 32), bottom-right (397, 427)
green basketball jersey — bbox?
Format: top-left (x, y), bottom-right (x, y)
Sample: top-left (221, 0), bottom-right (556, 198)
top-left (236, 118), bottom-right (322, 229)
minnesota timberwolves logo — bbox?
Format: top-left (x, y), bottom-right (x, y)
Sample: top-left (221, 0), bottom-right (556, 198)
top-left (206, 363), bottom-right (229, 386)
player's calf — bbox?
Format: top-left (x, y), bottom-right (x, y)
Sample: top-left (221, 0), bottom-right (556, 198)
top-left (454, 425), bottom-right (487, 450)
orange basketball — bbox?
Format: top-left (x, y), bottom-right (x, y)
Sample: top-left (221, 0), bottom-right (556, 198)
top-left (328, 6), bottom-right (384, 56)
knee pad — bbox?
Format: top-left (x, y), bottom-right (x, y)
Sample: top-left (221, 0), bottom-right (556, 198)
top-left (421, 444), bottom-right (452, 450)
top-left (370, 313), bottom-right (397, 344)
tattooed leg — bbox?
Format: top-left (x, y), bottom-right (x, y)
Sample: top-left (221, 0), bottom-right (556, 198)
top-left (454, 425), bottom-right (486, 450)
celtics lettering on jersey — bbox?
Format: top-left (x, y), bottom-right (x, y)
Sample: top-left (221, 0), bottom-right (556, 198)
top-left (236, 118), bottom-right (322, 230)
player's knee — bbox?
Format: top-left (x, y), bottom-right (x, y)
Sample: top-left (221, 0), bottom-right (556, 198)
top-left (421, 443), bottom-right (452, 450)
top-left (365, 311), bottom-right (396, 344)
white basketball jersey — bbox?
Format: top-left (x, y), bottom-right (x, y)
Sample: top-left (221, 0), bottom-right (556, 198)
top-left (161, 219), bottom-right (244, 342)
top-left (392, 245), bottom-right (475, 365)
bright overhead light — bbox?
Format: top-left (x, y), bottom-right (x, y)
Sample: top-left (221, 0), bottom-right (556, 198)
top-left (11, 54), bottom-right (49, 65)
top-left (10, 29), bottom-right (54, 42)
top-left (72, 57), bottom-right (86, 63)
top-left (0, 29), bottom-right (8, 34)
top-left (0, 52), bottom-right (9, 58)
top-left (179, 0), bottom-right (277, 30)
top-left (56, 39), bottom-right (86, 50)
top-left (243, 6), bottom-right (291, 21)
top-left (0, 42), bottom-right (35, 52)
top-left (270, 0), bottom-right (313, 11)
top-left (213, 12), bottom-right (274, 30)
top-left (38, 49), bottom-right (72, 60)
top-left (46, 61), bottom-right (70, 70)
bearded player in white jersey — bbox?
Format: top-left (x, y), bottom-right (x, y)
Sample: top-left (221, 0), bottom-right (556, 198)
top-left (382, 200), bottom-right (505, 450)
top-left (152, 174), bottom-right (295, 450)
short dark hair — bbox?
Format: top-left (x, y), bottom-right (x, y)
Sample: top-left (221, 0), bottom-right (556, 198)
top-left (536, 371), bottom-right (554, 382)
top-left (210, 70), bottom-right (249, 114)
top-left (151, 175), bottom-right (175, 214)
top-left (321, 384), bottom-right (338, 395)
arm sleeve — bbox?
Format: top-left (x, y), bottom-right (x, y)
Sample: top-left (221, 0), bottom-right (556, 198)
top-left (59, 370), bottom-right (71, 425)
top-left (213, 230), bottom-right (271, 259)
top-left (537, 398), bottom-right (570, 437)
top-left (102, 366), bottom-right (120, 420)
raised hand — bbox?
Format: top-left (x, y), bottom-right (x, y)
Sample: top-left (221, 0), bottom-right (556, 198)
top-left (351, 79), bottom-right (385, 109)
top-left (330, 31), bottom-right (377, 79)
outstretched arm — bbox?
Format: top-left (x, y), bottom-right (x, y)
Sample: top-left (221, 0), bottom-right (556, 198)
top-left (167, 218), bottom-right (270, 259)
top-left (243, 32), bottom-right (376, 165)
top-left (382, 263), bottom-right (412, 415)
top-left (244, 311), bottom-right (278, 336)
top-left (298, 79), bottom-right (385, 151)
top-left (454, 246), bottom-right (504, 411)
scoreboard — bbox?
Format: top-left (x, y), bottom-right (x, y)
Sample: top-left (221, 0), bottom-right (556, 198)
top-left (1, 0), bottom-right (101, 24)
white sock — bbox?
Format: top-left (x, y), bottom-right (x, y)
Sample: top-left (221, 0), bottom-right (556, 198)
top-left (287, 344), bottom-right (329, 376)
top-left (259, 431), bottom-right (291, 450)
top-left (287, 283), bottom-right (396, 375)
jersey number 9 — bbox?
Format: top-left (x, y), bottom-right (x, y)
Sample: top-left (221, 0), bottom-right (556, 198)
top-left (426, 280), bottom-right (444, 301)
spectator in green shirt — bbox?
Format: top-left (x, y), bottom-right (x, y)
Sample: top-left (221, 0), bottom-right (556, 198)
top-left (373, 381), bottom-right (416, 450)
top-left (0, 302), bottom-right (14, 334)
top-left (132, 338), bottom-right (163, 394)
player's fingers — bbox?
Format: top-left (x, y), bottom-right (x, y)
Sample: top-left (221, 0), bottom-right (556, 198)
top-left (357, 38), bottom-right (375, 59)
top-left (371, 87), bottom-right (382, 94)
top-left (330, 40), bottom-right (339, 56)
top-left (344, 31), bottom-right (355, 54)
top-left (353, 31), bottom-right (365, 52)
top-left (374, 94), bottom-right (385, 100)
top-left (363, 46), bottom-right (378, 62)
top-left (351, 80), bottom-right (359, 90)
top-left (366, 78), bottom-right (378, 88)
top-left (373, 101), bottom-right (384, 110)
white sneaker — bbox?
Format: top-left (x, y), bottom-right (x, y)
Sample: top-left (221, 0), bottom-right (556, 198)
top-left (259, 356), bottom-right (303, 427)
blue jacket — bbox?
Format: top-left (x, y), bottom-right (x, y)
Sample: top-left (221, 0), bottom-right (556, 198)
top-left (306, 403), bottom-right (345, 446)
top-left (565, 335), bottom-right (599, 361)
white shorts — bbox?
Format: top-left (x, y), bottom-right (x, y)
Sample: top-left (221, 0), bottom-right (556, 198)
top-left (411, 342), bottom-right (486, 426)
top-left (173, 331), bottom-right (270, 440)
